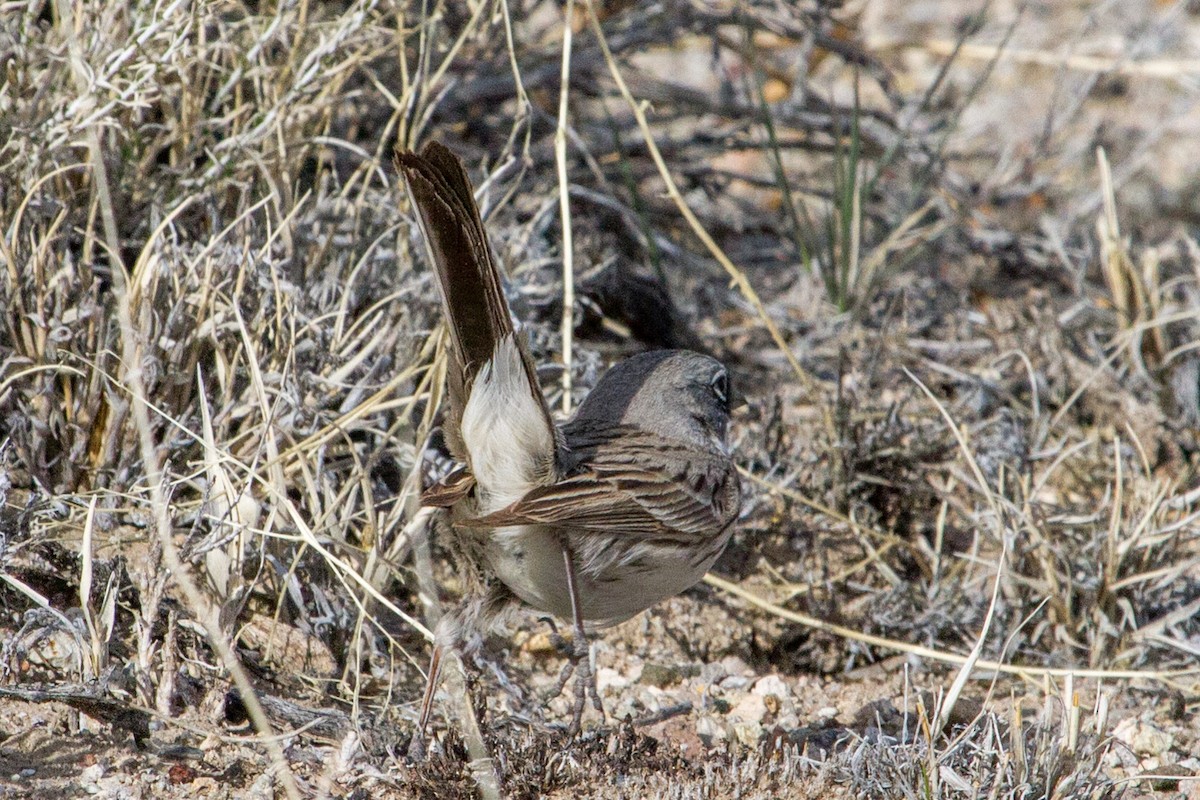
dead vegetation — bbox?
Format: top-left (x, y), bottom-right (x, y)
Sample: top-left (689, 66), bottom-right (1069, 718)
top-left (1, 0), bottom-right (1199, 797)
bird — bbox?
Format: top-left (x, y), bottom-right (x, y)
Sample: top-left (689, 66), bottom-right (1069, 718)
top-left (396, 141), bottom-right (740, 735)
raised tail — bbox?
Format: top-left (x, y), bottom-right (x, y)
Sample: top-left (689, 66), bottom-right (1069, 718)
top-left (397, 142), bottom-right (556, 481)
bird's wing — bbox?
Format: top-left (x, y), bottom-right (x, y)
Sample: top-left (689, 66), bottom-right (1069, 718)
top-left (422, 465), bottom-right (475, 508)
top-left (460, 429), bottom-right (738, 542)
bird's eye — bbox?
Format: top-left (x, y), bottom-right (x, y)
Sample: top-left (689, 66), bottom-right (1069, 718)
top-left (710, 370), bottom-right (730, 405)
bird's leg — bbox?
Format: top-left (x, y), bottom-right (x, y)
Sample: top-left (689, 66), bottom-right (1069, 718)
top-left (410, 642), bottom-right (443, 757)
top-left (559, 539), bottom-right (604, 734)
top-left (411, 624), bottom-right (501, 796)
top-left (411, 611), bottom-right (484, 760)
top-left (412, 581), bottom-right (522, 756)
top-left (542, 616), bottom-right (577, 701)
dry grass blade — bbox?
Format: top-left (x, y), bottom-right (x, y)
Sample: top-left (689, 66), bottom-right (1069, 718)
top-left (705, 574), bottom-right (1200, 686)
top-left (556, 0), bottom-right (579, 414)
top-left (584, 1), bottom-right (819, 396)
top-left (899, 38), bottom-right (1200, 78)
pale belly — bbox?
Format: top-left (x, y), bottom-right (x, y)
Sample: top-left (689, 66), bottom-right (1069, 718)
top-left (484, 524), bottom-right (730, 628)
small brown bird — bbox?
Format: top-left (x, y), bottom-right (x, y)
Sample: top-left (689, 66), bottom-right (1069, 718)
top-left (397, 141), bottom-right (740, 733)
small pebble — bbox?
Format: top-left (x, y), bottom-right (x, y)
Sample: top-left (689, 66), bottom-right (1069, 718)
top-left (752, 675), bottom-right (790, 698)
top-left (695, 714), bottom-right (725, 744)
top-left (730, 693), bottom-right (767, 726)
top-left (732, 722), bottom-right (762, 747)
top-left (640, 663), bottom-right (683, 688)
top-left (1112, 718), bottom-right (1174, 756)
top-left (596, 666), bottom-right (627, 692)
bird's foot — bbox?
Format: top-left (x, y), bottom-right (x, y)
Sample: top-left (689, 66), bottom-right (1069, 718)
top-left (541, 617), bottom-right (604, 735)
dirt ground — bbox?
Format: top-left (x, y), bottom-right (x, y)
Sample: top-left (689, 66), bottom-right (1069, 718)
top-left (2, 0), bottom-right (1200, 798)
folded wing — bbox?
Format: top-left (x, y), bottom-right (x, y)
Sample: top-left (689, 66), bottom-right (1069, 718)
top-left (463, 426), bottom-right (738, 542)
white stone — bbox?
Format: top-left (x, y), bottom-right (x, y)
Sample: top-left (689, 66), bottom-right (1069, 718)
top-left (695, 714), bottom-right (726, 743)
top-left (595, 666), bottom-right (627, 692)
top-left (718, 655), bottom-right (750, 676)
top-left (752, 675), bottom-right (790, 699)
top-left (730, 692), bottom-right (767, 726)
top-left (80, 764), bottom-right (105, 784)
top-left (1112, 718), bottom-right (1174, 756)
top-left (732, 722), bottom-right (762, 747)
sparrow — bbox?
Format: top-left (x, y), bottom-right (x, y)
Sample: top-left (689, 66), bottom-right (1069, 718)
top-left (396, 141), bottom-right (740, 733)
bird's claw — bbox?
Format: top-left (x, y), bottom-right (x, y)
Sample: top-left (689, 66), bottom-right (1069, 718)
top-left (541, 618), bottom-right (603, 734)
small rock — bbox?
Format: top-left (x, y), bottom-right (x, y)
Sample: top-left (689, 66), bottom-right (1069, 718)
top-left (248, 772), bottom-right (275, 799)
top-left (730, 693), bottom-right (767, 726)
top-left (1112, 718), bottom-right (1174, 756)
top-left (1103, 741), bottom-right (1138, 770)
top-left (752, 675), bottom-right (789, 718)
top-left (640, 663), bottom-right (683, 688)
top-left (718, 655), bottom-right (750, 676)
top-left (596, 666), bottom-right (627, 692)
top-left (191, 776), bottom-right (220, 793)
top-left (852, 699), bottom-right (903, 736)
top-left (786, 720), bottom-right (849, 758)
top-left (776, 713), bottom-right (800, 730)
top-left (752, 675), bottom-right (790, 699)
top-left (80, 764), bottom-right (105, 784)
top-left (732, 721), bottom-right (762, 747)
top-left (695, 714), bottom-right (725, 745)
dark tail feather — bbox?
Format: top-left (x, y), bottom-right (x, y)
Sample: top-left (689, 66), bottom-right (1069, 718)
top-left (397, 141), bottom-right (512, 381)
top-left (397, 142), bottom-right (552, 458)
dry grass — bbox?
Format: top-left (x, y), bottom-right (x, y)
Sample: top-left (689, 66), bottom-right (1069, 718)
top-left (2, 0), bottom-right (1199, 797)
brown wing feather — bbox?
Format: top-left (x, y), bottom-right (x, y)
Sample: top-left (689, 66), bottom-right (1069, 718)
top-left (422, 466), bottom-right (476, 508)
top-left (462, 428), bottom-right (738, 541)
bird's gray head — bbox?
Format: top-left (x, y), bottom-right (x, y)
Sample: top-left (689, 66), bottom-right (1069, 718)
top-left (569, 350), bottom-right (734, 451)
